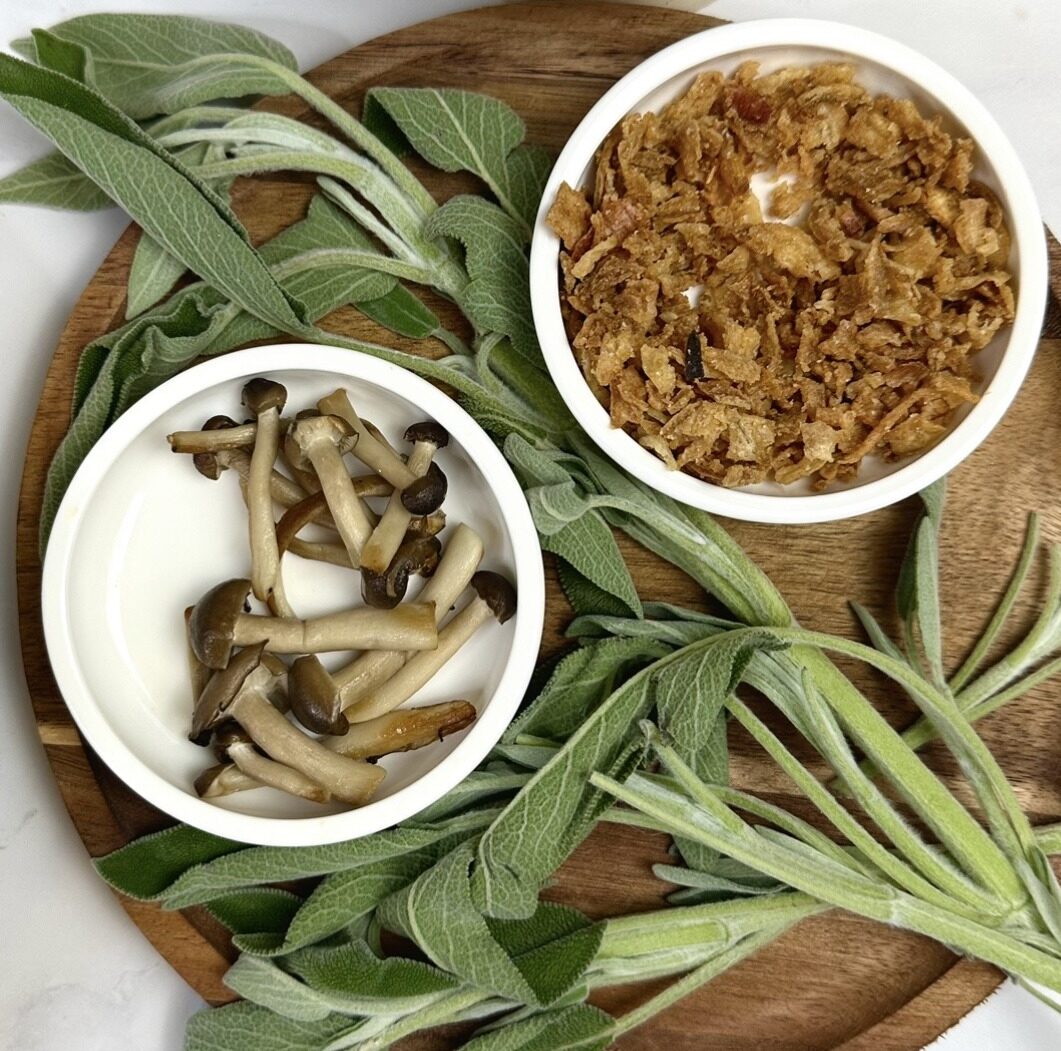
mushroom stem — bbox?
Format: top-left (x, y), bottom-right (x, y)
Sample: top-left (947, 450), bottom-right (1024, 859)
top-left (333, 524), bottom-right (483, 703)
top-left (227, 742), bottom-right (332, 803)
top-left (275, 487), bottom-right (383, 566)
top-left (208, 447), bottom-right (312, 513)
top-left (168, 421), bottom-right (258, 453)
top-left (317, 390), bottom-right (417, 489)
top-left (338, 598), bottom-right (491, 724)
top-left (230, 601), bottom-right (438, 655)
top-left (328, 701), bottom-right (477, 760)
top-left (293, 415), bottom-right (373, 565)
top-left (229, 689), bottom-right (384, 805)
top-left (243, 380), bottom-right (289, 614)
top-left (286, 538), bottom-right (355, 568)
top-left (185, 607), bottom-right (213, 745)
top-left (360, 441), bottom-right (435, 575)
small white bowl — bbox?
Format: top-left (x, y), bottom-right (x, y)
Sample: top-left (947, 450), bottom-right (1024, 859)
top-left (530, 19), bottom-right (1048, 524)
top-left (41, 345), bottom-right (545, 846)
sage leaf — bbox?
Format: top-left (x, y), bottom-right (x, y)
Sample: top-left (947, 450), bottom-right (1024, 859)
top-left (286, 941), bottom-right (459, 1013)
top-left (0, 55), bottom-right (308, 333)
top-left (95, 825), bottom-right (243, 900)
top-left (223, 955), bottom-right (338, 1022)
top-left (161, 810), bottom-right (497, 908)
top-left (357, 284), bottom-right (441, 340)
top-left (504, 638), bottom-right (668, 745)
top-left (366, 87), bottom-right (539, 232)
top-left (556, 561), bottom-right (634, 620)
top-left (542, 517), bottom-right (642, 619)
top-left (184, 1001), bottom-right (351, 1051)
top-left (485, 903), bottom-right (604, 1007)
top-left (126, 231), bottom-right (187, 318)
top-left (377, 842), bottom-right (540, 1005)
top-left (0, 150), bottom-right (112, 209)
top-left (460, 1005), bottom-right (614, 1051)
top-left (425, 195), bottom-right (537, 358)
top-left (206, 888), bottom-right (303, 936)
top-left (21, 13), bottom-right (297, 119)
top-left (244, 845), bottom-right (459, 957)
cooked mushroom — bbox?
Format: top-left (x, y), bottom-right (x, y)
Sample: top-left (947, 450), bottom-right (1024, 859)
top-left (275, 482), bottom-right (388, 569)
top-left (336, 570), bottom-right (514, 728)
top-left (188, 578), bottom-right (437, 668)
top-left (328, 700), bottom-right (477, 760)
top-left (399, 423), bottom-right (449, 515)
top-left (242, 379), bottom-right (291, 615)
top-left (291, 414), bottom-right (374, 566)
top-left (406, 511), bottom-right (447, 538)
top-left (168, 416), bottom-right (258, 454)
top-left (185, 607), bottom-right (214, 746)
top-left (288, 655), bottom-right (348, 735)
top-left (361, 422), bottom-right (448, 575)
top-left (333, 524), bottom-right (484, 705)
top-left (361, 537), bottom-right (442, 609)
top-left (317, 390), bottom-right (417, 490)
top-left (205, 722), bottom-right (332, 802)
top-left (191, 642), bottom-right (383, 805)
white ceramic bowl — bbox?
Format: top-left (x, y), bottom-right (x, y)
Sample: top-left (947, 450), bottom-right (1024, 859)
top-left (41, 345), bottom-right (545, 846)
top-left (530, 19), bottom-right (1048, 524)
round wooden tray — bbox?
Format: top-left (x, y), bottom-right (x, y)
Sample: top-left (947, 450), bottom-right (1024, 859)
top-left (16, 3), bottom-right (1061, 1048)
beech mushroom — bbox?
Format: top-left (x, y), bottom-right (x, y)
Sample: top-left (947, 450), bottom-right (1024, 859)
top-left (334, 570), bottom-right (514, 730)
top-left (288, 655), bottom-right (348, 735)
top-left (204, 722), bottom-right (331, 802)
top-left (191, 642), bottom-right (383, 805)
top-left (317, 389), bottom-right (417, 489)
top-left (168, 416), bottom-right (258, 454)
top-left (361, 536), bottom-right (442, 609)
top-left (328, 700), bottom-right (477, 760)
top-left (275, 483), bottom-right (388, 569)
top-left (195, 758), bottom-right (331, 802)
top-left (185, 606), bottom-right (213, 746)
top-left (242, 379), bottom-right (291, 615)
top-left (333, 524), bottom-right (484, 705)
top-left (291, 414), bottom-right (374, 565)
top-left (361, 422), bottom-right (449, 575)
top-left (188, 578), bottom-right (437, 668)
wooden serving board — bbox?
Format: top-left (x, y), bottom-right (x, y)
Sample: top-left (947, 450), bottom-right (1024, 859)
top-left (15, 3), bottom-right (1061, 1048)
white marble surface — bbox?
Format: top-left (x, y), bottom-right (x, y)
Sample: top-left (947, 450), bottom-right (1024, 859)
top-left (0, 1), bottom-right (1058, 1049)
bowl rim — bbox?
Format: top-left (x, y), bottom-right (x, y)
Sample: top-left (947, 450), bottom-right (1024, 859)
top-left (41, 344), bottom-right (546, 846)
top-left (529, 17), bottom-right (1048, 524)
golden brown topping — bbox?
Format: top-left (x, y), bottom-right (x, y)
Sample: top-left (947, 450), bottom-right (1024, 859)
top-left (547, 61), bottom-right (1014, 488)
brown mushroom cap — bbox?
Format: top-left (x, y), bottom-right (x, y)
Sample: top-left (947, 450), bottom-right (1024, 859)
top-left (242, 377), bottom-right (288, 415)
top-left (189, 642), bottom-right (265, 740)
top-left (288, 655), bottom-right (348, 735)
top-left (400, 462), bottom-right (448, 515)
top-left (471, 571), bottom-right (518, 624)
top-left (211, 720), bottom-right (253, 760)
top-left (194, 763), bottom-right (232, 798)
top-left (190, 417), bottom-right (240, 479)
top-left (189, 578), bottom-right (252, 669)
top-left (361, 536), bottom-right (441, 609)
top-left (404, 421), bottom-right (449, 450)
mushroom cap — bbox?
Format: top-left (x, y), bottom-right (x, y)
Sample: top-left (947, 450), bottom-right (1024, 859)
top-left (398, 535), bottom-right (442, 577)
top-left (211, 720), bottom-right (253, 760)
top-left (471, 571), bottom-right (518, 624)
top-left (189, 578), bottom-right (252, 669)
top-left (242, 377), bottom-right (287, 415)
top-left (400, 462), bottom-right (448, 515)
top-left (288, 655), bottom-right (349, 735)
top-left (190, 642), bottom-right (266, 740)
top-left (361, 565), bottom-right (408, 609)
top-left (404, 421), bottom-right (449, 450)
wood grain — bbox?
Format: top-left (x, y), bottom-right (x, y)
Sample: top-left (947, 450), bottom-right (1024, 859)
top-left (15, 3), bottom-right (1061, 1048)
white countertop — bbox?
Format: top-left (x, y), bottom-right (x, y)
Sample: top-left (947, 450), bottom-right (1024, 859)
top-left (1, 1), bottom-right (1058, 1048)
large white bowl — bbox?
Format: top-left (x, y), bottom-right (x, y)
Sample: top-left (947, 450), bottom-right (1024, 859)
top-left (41, 345), bottom-right (545, 846)
top-left (530, 19), bottom-right (1048, 524)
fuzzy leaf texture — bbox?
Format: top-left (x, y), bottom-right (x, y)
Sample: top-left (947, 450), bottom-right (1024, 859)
top-left (15, 13), bottom-right (297, 119)
top-left (365, 86), bottom-right (547, 231)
